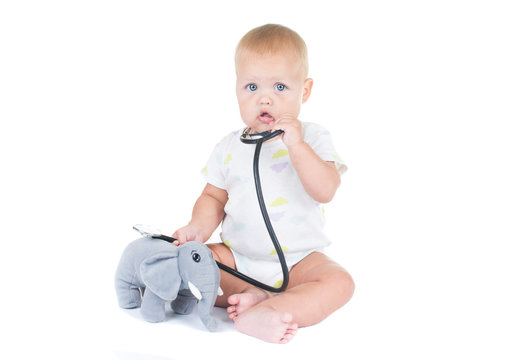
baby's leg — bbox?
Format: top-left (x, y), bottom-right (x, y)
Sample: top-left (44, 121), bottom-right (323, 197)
top-left (234, 251), bottom-right (354, 336)
top-left (207, 243), bottom-right (270, 308)
top-left (208, 243), bottom-right (297, 343)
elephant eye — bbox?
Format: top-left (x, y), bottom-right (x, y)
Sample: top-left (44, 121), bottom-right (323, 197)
top-left (192, 252), bottom-right (201, 262)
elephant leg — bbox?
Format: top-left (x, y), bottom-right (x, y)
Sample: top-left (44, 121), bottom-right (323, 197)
top-left (171, 289), bottom-right (198, 315)
top-left (115, 278), bottom-right (143, 309)
top-left (141, 288), bottom-right (166, 323)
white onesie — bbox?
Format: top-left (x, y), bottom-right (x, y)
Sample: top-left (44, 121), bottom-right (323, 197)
top-left (202, 122), bottom-right (347, 288)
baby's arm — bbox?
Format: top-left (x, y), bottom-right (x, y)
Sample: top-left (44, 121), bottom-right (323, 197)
top-left (288, 142), bottom-right (340, 203)
top-left (274, 116), bottom-right (340, 203)
top-left (173, 183), bottom-right (228, 244)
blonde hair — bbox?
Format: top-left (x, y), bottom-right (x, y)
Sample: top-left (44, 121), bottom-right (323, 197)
top-left (235, 24), bottom-right (309, 77)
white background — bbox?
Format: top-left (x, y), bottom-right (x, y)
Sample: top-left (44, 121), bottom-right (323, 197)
top-left (1, 1), bottom-right (517, 359)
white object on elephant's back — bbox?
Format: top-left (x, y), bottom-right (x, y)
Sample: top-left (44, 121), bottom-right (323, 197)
top-left (133, 224), bottom-right (162, 237)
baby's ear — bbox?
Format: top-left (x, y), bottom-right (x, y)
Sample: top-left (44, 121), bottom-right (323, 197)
top-left (302, 78), bottom-right (313, 103)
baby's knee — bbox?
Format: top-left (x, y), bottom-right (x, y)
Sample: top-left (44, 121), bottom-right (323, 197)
top-left (207, 243), bottom-right (222, 262)
top-left (207, 243), bottom-right (233, 265)
top-left (330, 269), bottom-right (355, 305)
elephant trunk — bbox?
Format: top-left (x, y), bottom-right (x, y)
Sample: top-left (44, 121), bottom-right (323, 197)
top-left (177, 241), bottom-right (222, 331)
top-left (197, 290), bottom-right (219, 332)
top-left (186, 278), bottom-right (222, 332)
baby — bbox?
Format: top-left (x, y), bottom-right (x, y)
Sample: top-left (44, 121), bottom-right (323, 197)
top-left (173, 24), bottom-right (354, 344)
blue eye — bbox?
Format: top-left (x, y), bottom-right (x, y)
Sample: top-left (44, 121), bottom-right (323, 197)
top-left (276, 83), bottom-right (286, 91)
top-left (247, 84), bottom-right (258, 91)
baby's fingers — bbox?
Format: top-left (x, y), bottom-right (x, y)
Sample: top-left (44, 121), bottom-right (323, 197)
top-left (171, 230), bottom-right (186, 246)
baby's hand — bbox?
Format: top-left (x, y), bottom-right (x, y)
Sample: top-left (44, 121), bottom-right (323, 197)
top-left (172, 224), bottom-right (205, 246)
top-left (272, 113), bottom-right (304, 148)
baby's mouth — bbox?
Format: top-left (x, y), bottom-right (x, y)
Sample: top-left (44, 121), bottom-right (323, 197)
top-left (258, 111), bottom-right (275, 124)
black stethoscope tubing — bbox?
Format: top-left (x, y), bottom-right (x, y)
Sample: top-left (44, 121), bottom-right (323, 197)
top-left (155, 129), bottom-right (289, 293)
top-left (218, 129), bottom-right (289, 292)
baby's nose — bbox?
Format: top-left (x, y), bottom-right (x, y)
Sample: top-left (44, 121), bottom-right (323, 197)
top-left (259, 95), bottom-right (272, 105)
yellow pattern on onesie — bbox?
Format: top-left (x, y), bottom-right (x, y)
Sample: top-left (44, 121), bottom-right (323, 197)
top-left (202, 122), bottom-right (347, 287)
top-left (269, 197), bottom-right (289, 207)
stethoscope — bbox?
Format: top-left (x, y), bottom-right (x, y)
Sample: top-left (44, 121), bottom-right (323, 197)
top-left (134, 128), bottom-right (289, 293)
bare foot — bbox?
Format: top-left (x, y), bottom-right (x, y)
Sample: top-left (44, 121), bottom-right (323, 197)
top-left (227, 290), bottom-right (271, 320)
top-left (234, 305), bottom-right (298, 344)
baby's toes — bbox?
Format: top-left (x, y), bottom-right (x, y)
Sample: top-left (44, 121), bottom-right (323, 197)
top-left (226, 305), bottom-right (238, 320)
top-left (280, 330), bottom-right (297, 344)
top-left (227, 294), bottom-right (240, 305)
top-left (286, 325), bottom-right (298, 334)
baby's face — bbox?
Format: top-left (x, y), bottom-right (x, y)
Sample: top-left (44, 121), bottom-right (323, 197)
top-left (235, 50), bottom-right (312, 133)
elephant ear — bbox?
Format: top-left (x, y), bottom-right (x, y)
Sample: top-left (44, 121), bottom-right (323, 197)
top-left (140, 251), bottom-right (180, 301)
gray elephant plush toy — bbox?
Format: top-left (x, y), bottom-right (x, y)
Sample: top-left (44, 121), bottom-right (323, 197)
top-left (115, 237), bottom-right (222, 331)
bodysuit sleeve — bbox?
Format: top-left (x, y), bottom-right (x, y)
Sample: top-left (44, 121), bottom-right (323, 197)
top-left (303, 122), bottom-right (348, 175)
top-left (200, 133), bottom-right (231, 190)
